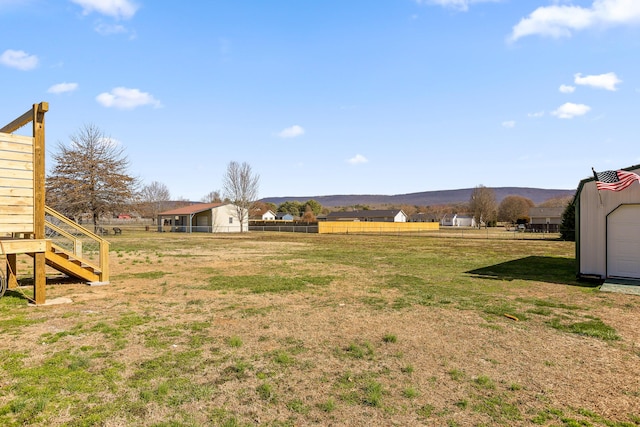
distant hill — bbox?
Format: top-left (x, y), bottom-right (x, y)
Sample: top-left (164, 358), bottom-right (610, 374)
top-left (261, 187), bottom-right (576, 208)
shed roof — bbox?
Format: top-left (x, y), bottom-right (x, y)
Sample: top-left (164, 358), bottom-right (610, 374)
top-left (159, 203), bottom-right (224, 216)
top-left (574, 163), bottom-right (640, 203)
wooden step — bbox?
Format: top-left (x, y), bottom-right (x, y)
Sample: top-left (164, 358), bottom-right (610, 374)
top-left (43, 247), bottom-right (101, 283)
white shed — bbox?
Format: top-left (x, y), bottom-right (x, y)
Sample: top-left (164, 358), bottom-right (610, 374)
top-left (576, 165), bottom-right (640, 281)
top-left (440, 214), bottom-right (476, 227)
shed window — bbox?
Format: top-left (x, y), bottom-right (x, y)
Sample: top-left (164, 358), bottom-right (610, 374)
top-left (229, 217), bottom-right (233, 224)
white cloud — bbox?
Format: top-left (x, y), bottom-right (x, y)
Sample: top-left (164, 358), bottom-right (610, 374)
top-left (510, 0), bottom-right (640, 41)
top-left (0, 49), bottom-right (38, 70)
top-left (414, 0), bottom-right (501, 12)
top-left (277, 125), bottom-right (305, 138)
top-left (528, 111), bottom-right (545, 118)
top-left (574, 72), bottom-right (622, 91)
top-left (47, 82), bottom-right (79, 94)
top-left (559, 84), bottom-right (575, 93)
top-left (348, 154), bottom-right (368, 165)
top-left (95, 23), bottom-right (127, 35)
top-left (502, 120), bottom-right (515, 128)
top-left (96, 87), bottom-right (162, 109)
top-left (71, 0), bottom-right (139, 20)
top-left (551, 102), bottom-right (591, 119)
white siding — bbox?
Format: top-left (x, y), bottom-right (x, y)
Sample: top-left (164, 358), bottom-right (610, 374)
top-left (394, 211), bottom-right (407, 222)
top-left (211, 204), bottom-right (248, 232)
top-left (262, 210), bottom-right (276, 220)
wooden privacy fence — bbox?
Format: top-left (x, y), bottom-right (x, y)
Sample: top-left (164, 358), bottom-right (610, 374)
top-left (318, 221), bottom-right (440, 234)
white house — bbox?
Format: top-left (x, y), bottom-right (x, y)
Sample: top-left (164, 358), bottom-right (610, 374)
top-left (575, 165), bottom-right (640, 281)
top-left (158, 203), bottom-right (249, 233)
top-left (440, 214), bottom-right (476, 227)
top-left (261, 210), bottom-right (276, 221)
top-left (250, 207), bottom-right (276, 221)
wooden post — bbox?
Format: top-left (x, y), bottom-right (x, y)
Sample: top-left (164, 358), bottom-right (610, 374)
top-left (98, 240), bottom-right (110, 282)
top-left (6, 254), bottom-right (17, 289)
top-left (32, 102), bottom-right (48, 304)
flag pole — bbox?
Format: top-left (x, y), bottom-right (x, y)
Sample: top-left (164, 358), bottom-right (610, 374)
top-left (592, 167), bottom-right (603, 205)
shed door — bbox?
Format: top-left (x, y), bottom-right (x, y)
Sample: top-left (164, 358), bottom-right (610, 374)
top-left (607, 205), bottom-right (640, 279)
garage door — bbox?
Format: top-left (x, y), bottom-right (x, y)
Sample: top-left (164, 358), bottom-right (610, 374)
top-left (607, 204), bottom-right (640, 279)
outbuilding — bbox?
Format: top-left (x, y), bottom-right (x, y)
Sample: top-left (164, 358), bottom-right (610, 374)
top-left (575, 165), bottom-right (640, 281)
top-left (157, 202), bottom-right (248, 233)
top-left (528, 207), bottom-right (563, 232)
top-left (440, 213), bottom-right (476, 227)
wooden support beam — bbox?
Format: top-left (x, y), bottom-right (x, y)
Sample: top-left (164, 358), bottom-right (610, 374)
top-left (0, 103), bottom-right (47, 134)
top-left (0, 239), bottom-right (47, 254)
top-left (32, 103), bottom-right (47, 304)
top-left (99, 240), bottom-right (110, 282)
top-left (0, 110), bottom-right (32, 133)
top-left (33, 252), bottom-right (46, 305)
top-left (6, 254), bottom-right (17, 290)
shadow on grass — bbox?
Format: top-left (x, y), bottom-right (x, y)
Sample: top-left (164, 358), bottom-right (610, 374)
top-left (467, 256), bottom-right (595, 287)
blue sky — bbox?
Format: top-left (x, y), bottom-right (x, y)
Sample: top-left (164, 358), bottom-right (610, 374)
top-left (1, 0), bottom-right (639, 200)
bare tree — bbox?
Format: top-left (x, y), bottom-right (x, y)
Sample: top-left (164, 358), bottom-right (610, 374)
top-left (301, 205), bottom-right (316, 222)
top-left (468, 185), bottom-right (497, 228)
top-left (140, 181), bottom-right (171, 222)
top-left (497, 195), bottom-right (534, 225)
top-left (46, 124), bottom-right (138, 231)
top-left (538, 195), bottom-right (574, 208)
top-left (222, 161), bottom-right (259, 232)
top-left (201, 190), bottom-right (222, 203)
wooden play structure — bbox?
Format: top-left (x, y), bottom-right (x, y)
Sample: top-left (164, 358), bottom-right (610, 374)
top-left (0, 103), bottom-right (109, 304)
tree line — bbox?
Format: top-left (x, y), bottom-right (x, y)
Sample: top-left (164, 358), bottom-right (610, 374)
top-left (45, 124), bottom-right (574, 237)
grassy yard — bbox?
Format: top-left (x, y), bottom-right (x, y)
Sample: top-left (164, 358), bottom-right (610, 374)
top-left (0, 231), bottom-right (638, 426)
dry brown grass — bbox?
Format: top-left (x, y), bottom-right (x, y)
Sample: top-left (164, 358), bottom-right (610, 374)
top-left (0, 231), bottom-right (638, 426)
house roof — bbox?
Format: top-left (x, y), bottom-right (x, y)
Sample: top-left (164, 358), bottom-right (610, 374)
top-left (276, 212), bottom-right (294, 219)
top-left (441, 213), bottom-right (472, 220)
top-left (326, 210), bottom-right (405, 219)
top-left (529, 207), bottom-right (564, 217)
top-left (409, 212), bottom-right (440, 221)
top-left (159, 202), bottom-right (224, 216)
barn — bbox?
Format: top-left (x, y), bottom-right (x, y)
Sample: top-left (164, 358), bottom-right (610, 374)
top-left (575, 165), bottom-right (640, 282)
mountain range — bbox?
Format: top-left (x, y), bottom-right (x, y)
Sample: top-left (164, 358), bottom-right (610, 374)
top-left (262, 187), bottom-right (576, 208)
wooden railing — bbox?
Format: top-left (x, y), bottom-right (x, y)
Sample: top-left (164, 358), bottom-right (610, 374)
top-left (44, 206), bottom-right (109, 282)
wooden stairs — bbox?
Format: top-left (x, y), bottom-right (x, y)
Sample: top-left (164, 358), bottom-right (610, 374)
top-left (44, 243), bottom-right (103, 283)
top-left (41, 206), bottom-right (110, 283)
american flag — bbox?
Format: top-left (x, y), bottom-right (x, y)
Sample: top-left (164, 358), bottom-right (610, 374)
top-left (593, 169), bottom-right (640, 192)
